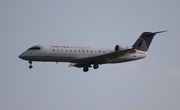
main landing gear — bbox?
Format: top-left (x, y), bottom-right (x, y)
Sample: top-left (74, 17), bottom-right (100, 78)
top-left (83, 67), bottom-right (89, 72)
top-left (29, 61), bottom-right (33, 69)
top-left (93, 64), bottom-right (99, 69)
top-left (83, 64), bottom-right (99, 72)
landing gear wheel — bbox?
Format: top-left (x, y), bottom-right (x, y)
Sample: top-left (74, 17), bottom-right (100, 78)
top-left (93, 64), bottom-right (99, 69)
top-left (29, 61), bottom-right (33, 69)
top-left (83, 67), bottom-right (89, 72)
top-left (29, 65), bottom-right (33, 69)
top-left (29, 61), bottom-right (32, 64)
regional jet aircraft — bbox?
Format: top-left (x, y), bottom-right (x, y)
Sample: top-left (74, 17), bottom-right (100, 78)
top-left (19, 31), bottom-right (166, 72)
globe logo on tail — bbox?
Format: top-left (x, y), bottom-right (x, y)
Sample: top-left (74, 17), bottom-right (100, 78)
top-left (133, 38), bottom-right (147, 51)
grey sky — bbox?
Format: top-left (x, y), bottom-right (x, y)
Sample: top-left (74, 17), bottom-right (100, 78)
top-left (1, 0), bottom-right (180, 110)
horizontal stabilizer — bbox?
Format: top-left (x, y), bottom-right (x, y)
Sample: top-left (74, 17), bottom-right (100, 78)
top-left (153, 30), bottom-right (168, 34)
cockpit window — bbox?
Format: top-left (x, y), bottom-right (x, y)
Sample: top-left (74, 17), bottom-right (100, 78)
top-left (28, 47), bottom-right (41, 50)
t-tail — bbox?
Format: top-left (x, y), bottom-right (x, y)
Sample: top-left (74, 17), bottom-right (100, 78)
top-left (132, 31), bottom-right (167, 51)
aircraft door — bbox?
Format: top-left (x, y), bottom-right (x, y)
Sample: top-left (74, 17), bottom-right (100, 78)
top-left (43, 45), bottom-right (51, 57)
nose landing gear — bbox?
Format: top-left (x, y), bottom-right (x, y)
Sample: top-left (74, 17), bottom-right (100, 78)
top-left (29, 61), bottom-right (33, 69)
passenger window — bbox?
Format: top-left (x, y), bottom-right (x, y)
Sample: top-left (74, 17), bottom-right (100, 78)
top-left (74, 50), bottom-right (76, 52)
top-left (70, 50), bottom-right (72, 52)
top-left (78, 50), bottom-right (80, 52)
top-left (91, 50), bottom-right (93, 53)
top-left (87, 50), bottom-right (88, 52)
top-left (99, 50), bottom-right (101, 53)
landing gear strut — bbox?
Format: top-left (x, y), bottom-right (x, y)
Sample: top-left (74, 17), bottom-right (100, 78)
top-left (29, 61), bottom-right (33, 69)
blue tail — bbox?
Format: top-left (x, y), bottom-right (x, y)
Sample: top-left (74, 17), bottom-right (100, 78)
top-left (132, 31), bottom-right (167, 51)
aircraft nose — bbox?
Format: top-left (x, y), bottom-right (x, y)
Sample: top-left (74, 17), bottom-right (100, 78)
top-left (18, 52), bottom-right (29, 60)
top-left (18, 53), bottom-right (25, 59)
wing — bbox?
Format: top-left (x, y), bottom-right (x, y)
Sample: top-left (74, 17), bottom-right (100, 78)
top-left (68, 48), bottom-right (136, 68)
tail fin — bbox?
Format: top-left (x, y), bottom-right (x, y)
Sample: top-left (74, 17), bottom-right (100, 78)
top-left (132, 31), bottom-right (167, 51)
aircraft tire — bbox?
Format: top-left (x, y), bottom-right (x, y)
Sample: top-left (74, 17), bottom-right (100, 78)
top-left (83, 67), bottom-right (89, 72)
top-left (29, 65), bottom-right (33, 69)
top-left (93, 64), bottom-right (99, 69)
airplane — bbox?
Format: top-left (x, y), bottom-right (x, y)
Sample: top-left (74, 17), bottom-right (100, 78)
top-left (19, 31), bottom-right (166, 72)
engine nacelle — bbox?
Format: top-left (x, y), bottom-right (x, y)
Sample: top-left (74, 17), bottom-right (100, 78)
top-left (115, 45), bottom-right (130, 51)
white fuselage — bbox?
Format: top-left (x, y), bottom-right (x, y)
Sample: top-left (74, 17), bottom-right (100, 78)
top-left (19, 44), bottom-right (147, 64)
top-left (18, 31), bottom-right (166, 72)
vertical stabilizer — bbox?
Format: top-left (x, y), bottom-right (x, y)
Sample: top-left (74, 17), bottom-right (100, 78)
top-left (132, 31), bottom-right (167, 51)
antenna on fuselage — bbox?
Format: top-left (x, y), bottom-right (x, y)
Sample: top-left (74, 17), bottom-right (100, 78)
top-left (76, 44), bottom-right (80, 48)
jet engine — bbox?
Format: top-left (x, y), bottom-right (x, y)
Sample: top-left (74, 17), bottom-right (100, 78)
top-left (115, 45), bottom-right (130, 51)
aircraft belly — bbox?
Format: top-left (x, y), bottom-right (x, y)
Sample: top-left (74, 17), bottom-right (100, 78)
top-left (109, 58), bottom-right (135, 63)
